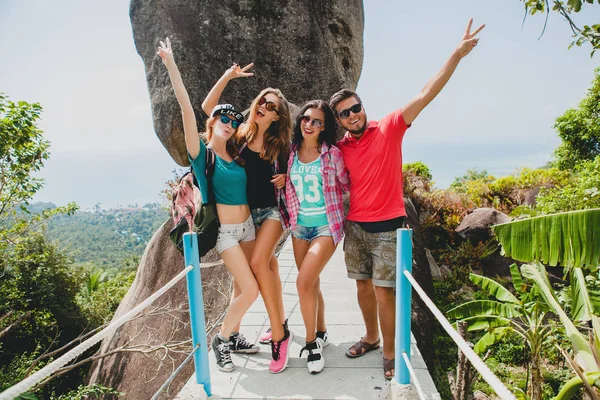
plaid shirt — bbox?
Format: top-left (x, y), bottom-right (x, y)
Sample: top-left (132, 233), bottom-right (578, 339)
top-left (285, 144), bottom-right (349, 244)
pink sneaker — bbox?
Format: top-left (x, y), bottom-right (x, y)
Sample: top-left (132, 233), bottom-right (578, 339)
top-left (259, 328), bottom-right (272, 345)
top-left (269, 330), bottom-right (294, 374)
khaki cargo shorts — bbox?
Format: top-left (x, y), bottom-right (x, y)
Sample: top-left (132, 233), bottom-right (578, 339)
top-left (343, 220), bottom-right (399, 287)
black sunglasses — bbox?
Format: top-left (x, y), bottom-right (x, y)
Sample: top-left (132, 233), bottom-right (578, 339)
top-left (337, 103), bottom-right (362, 119)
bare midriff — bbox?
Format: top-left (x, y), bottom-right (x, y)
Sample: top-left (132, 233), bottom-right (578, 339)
top-left (216, 203), bottom-right (251, 224)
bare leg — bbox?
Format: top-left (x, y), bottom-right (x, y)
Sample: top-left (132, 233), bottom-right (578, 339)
top-left (315, 276), bottom-right (326, 332)
top-left (347, 279), bottom-right (380, 356)
top-left (375, 285), bottom-right (396, 378)
top-left (219, 242), bottom-right (259, 338)
top-left (294, 236), bottom-right (336, 342)
top-left (250, 220), bottom-right (285, 341)
top-left (268, 255), bottom-right (286, 322)
top-left (230, 279), bottom-right (242, 333)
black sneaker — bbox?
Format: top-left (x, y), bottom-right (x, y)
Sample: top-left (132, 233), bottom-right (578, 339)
top-left (259, 318), bottom-right (289, 345)
top-left (316, 331), bottom-right (329, 348)
top-left (230, 333), bottom-right (260, 354)
top-left (211, 335), bottom-right (234, 372)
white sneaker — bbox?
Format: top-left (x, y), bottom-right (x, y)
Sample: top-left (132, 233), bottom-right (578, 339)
top-left (300, 340), bottom-right (324, 374)
top-left (316, 331), bottom-right (329, 348)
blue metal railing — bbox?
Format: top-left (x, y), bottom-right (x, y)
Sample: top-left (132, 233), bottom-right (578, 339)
top-left (395, 228), bottom-right (516, 400)
top-left (182, 232), bottom-right (212, 397)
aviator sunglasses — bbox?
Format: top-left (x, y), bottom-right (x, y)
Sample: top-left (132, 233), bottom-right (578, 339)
top-left (337, 103), bottom-right (362, 119)
top-left (220, 114), bottom-right (241, 129)
top-left (299, 115), bottom-right (324, 129)
top-left (258, 96), bottom-right (278, 113)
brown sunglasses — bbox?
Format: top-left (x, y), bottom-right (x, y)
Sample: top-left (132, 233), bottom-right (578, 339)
top-left (258, 96), bottom-right (278, 113)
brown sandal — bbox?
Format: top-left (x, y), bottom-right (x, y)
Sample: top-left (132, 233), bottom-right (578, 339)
top-left (345, 338), bottom-right (381, 358)
top-left (384, 357), bottom-right (395, 380)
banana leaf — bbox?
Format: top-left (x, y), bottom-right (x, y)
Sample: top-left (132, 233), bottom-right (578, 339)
top-left (522, 263), bottom-right (599, 372)
top-left (473, 326), bottom-right (513, 354)
top-left (469, 273), bottom-right (520, 304)
top-left (509, 263), bottom-right (527, 294)
top-left (555, 372), bottom-right (600, 400)
top-left (447, 300), bottom-right (521, 320)
top-left (491, 208), bottom-right (600, 268)
top-left (456, 315), bottom-right (512, 332)
top-left (571, 267), bottom-right (597, 322)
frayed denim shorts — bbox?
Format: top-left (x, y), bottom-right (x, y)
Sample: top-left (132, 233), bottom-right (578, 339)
top-left (251, 206), bottom-right (281, 228)
top-left (291, 224), bottom-right (332, 242)
top-left (215, 215), bottom-right (256, 253)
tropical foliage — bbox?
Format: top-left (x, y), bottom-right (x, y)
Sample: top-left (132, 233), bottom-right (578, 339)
top-left (519, 0), bottom-right (600, 56)
top-left (491, 208), bottom-right (600, 268)
top-left (448, 267), bottom-right (554, 400)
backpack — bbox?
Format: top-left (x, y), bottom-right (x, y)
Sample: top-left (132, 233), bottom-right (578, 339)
top-left (169, 148), bottom-right (220, 257)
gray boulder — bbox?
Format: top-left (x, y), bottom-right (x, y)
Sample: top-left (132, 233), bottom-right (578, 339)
top-left (524, 184), bottom-right (555, 207)
top-left (455, 208), bottom-right (511, 241)
top-left (130, 0), bottom-right (365, 165)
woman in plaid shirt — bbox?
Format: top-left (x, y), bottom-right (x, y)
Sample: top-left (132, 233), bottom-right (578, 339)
top-left (285, 100), bottom-right (349, 374)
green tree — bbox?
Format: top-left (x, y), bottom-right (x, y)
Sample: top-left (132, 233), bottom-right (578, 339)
top-left (520, 0), bottom-right (600, 56)
top-left (0, 233), bottom-right (88, 396)
top-left (537, 156), bottom-right (600, 212)
top-left (450, 169), bottom-right (494, 193)
top-left (0, 94), bottom-right (77, 259)
top-left (553, 68), bottom-right (600, 170)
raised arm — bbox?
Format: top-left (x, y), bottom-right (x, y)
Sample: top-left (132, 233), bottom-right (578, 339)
top-left (157, 38), bottom-right (202, 160)
top-left (401, 18), bottom-right (485, 126)
top-left (201, 63), bottom-right (254, 116)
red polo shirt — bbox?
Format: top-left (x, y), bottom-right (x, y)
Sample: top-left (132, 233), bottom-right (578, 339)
top-left (337, 109), bottom-right (409, 222)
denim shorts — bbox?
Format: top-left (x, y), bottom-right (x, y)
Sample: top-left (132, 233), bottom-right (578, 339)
top-left (251, 206), bottom-right (281, 228)
top-left (291, 224), bottom-right (332, 242)
top-left (215, 215), bottom-right (256, 253)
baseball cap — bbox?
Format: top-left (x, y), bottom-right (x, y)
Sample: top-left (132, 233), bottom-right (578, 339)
top-left (210, 104), bottom-right (244, 122)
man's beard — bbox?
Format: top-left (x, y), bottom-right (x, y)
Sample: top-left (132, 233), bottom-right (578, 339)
top-left (347, 122), bottom-right (366, 137)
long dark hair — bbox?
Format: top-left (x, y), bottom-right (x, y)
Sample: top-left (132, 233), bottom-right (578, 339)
top-left (292, 100), bottom-right (337, 150)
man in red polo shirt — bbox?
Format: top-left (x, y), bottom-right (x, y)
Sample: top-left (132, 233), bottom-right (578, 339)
top-left (331, 19), bottom-right (484, 380)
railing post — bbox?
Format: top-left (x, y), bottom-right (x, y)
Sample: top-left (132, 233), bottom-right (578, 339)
top-left (396, 228), bottom-right (413, 384)
top-left (183, 233), bottom-right (212, 397)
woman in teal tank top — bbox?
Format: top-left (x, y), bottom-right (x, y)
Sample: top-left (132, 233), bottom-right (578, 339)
top-left (285, 100), bottom-right (350, 374)
top-left (158, 38), bottom-right (261, 374)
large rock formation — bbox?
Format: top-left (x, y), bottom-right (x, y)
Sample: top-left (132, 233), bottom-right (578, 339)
top-left (130, 0), bottom-right (365, 165)
top-left (87, 220), bottom-right (231, 399)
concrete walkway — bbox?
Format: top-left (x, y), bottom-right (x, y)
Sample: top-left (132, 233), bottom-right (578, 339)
top-left (177, 239), bottom-right (438, 400)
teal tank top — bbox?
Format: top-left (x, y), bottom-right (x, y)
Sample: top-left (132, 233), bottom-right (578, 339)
top-left (290, 154), bottom-right (328, 227)
top-left (189, 139), bottom-right (248, 206)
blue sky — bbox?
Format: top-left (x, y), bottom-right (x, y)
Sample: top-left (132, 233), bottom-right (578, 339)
top-left (1, 1), bottom-right (599, 209)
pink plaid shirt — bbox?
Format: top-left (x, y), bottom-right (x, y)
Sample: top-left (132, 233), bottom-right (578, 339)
top-left (285, 144), bottom-right (350, 244)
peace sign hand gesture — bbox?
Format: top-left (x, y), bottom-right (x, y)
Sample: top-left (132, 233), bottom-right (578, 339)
top-left (156, 37), bottom-right (174, 66)
top-left (456, 18), bottom-right (485, 59)
top-left (224, 63), bottom-right (255, 80)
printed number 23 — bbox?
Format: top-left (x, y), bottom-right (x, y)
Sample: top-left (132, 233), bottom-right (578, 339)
top-left (292, 175), bottom-right (320, 203)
